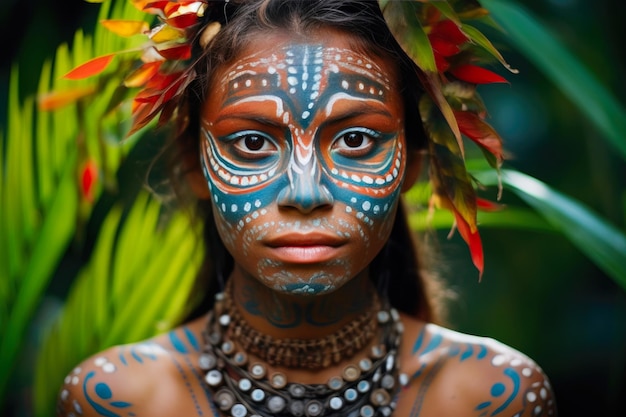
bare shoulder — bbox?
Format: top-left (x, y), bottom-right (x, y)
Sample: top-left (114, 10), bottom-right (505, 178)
top-left (55, 316), bottom-right (218, 417)
top-left (396, 316), bottom-right (558, 417)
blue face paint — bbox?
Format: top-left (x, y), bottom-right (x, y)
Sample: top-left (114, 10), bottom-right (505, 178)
top-left (200, 41), bottom-right (408, 294)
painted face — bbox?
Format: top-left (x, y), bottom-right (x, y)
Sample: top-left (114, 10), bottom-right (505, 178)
top-left (200, 34), bottom-right (408, 295)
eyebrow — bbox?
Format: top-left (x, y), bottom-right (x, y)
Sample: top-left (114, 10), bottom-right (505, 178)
top-left (213, 113), bottom-right (286, 129)
top-left (213, 100), bottom-right (393, 128)
top-left (324, 95), bottom-right (394, 119)
top-left (213, 95), bottom-right (288, 126)
top-left (323, 107), bottom-right (394, 126)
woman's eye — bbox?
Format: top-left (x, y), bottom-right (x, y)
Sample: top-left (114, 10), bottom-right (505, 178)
top-left (333, 129), bottom-right (378, 156)
top-left (344, 132), bottom-right (365, 148)
top-left (231, 132), bottom-right (276, 158)
top-left (242, 134), bottom-right (265, 151)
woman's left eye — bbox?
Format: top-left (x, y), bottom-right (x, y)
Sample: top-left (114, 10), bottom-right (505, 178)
top-left (332, 129), bottom-right (378, 156)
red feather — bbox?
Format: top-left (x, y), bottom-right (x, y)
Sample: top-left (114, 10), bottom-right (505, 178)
top-left (429, 37), bottom-right (461, 58)
top-left (63, 54), bottom-right (115, 80)
top-left (166, 13), bottom-right (200, 29)
top-left (433, 52), bottom-right (450, 73)
top-left (450, 65), bottom-right (508, 84)
top-left (476, 197), bottom-right (504, 212)
top-left (80, 160), bottom-right (98, 203)
top-left (156, 44), bottom-right (191, 60)
top-left (453, 209), bottom-right (484, 278)
top-left (124, 61), bottom-right (163, 88)
top-left (142, 1), bottom-right (170, 14)
top-left (454, 110), bottom-right (504, 164)
top-left (430, 19), bottom-right (468, 45)
top-left (38, 86), bottom-right (96, 110)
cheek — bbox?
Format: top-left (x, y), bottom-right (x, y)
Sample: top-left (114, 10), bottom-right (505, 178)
top-left (340, 189), bottom-right (401, 251)
top-left (323, 137), bottom-right (407, 231)
top-left (208, 185), bottom-right (276, 258)
top-left (200, 135), bottom-right (286, 230)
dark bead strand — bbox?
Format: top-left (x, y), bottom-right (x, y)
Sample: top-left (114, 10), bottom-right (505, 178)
top-left (199, 289), bottom-right (408, 417)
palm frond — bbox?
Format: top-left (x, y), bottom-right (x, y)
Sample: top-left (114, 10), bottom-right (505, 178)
top-left (481, 0), bottom-right (626, 160)
top-left (477, 169), bottom-right (626, 291)
top-left (0, 0), bottom-right (151, 407)
top-left (33, 192), bottom-right (202, 416)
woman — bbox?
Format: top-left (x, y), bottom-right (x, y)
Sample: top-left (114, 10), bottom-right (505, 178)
top-left (56, 1), bottom-right (557, 416)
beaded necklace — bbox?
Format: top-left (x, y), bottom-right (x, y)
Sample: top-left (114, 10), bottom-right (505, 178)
top-left (199, 288), bottom-right (407, 417)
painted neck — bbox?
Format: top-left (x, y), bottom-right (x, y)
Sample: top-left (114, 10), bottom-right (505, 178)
top-left (228, 266), bottom-right (378, 340)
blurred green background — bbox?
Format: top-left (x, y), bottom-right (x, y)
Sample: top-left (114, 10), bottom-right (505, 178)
top-left (1, 0), bottom-right (625, 416)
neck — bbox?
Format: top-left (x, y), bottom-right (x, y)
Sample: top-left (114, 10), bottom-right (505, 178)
top-left (228, 266), bottom-right (377, 340)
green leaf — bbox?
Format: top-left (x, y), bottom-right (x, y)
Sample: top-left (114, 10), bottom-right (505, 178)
top-left (0, 149), bottom-right (78, 401)
top-left (420, 94), bottom-right (477, 228)
top-left (405, 175), bottom-right (551, 232)
top-left (2, 0), bottom-right (161, 409)
top-left (104, 200), bottom-right (200, 345)
top-left (407, 203), bottom-right (550, 233)
top-left (34, 194), bottom-right (202, 415)
top-left (382, 1), bottom-right (437, 73)
top-left (402, 2), bottom-right (438, 73)
top-left (481, 0), bottom-right (626, 160)
top-left (4, 66), bottom-right (25, 279)
top-left (461, 23), bottom-right (518, 74)
top-left (477, 169), bottom-right (626, 291)
top-left (36, 60), bottom-right (55, 206)
top-left (430, 1), bottom-right (460, 26)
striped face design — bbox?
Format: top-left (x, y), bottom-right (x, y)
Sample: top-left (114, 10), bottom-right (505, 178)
top-left (200, 39), bottom-right (407, 294)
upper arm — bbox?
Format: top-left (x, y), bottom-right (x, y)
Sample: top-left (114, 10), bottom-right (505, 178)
top-left (55, 331), bottom-right (219, 417)
top-left (459, 340), bottom-right (558, 417)
top-left (397, 323), bottom-right (558, 417)
top-left (56, 348), bottom-right (147, 417)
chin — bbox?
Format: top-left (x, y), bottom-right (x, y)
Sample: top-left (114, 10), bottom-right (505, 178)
top-left (257, 267), bottom-right (353, 296)
top-left (280, 282), bottom-right (336, 295)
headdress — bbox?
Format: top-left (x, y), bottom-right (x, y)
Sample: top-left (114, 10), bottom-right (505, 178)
top-left (59, 0), bottom-right (515, 276)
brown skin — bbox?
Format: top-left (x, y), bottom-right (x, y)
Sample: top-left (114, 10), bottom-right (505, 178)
top-left (56, 316), bottom-right (555, 416)
top-left (57, 30), bottom-right (556, 417)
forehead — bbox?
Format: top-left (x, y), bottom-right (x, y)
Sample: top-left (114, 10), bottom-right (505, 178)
top-left (216, 43), bottom-right (394, 113)
top-left (223, 44), bottom-right (391, 85)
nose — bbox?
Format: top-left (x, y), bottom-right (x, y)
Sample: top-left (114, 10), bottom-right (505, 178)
top-left (277, 162), bottom-right (334, 213)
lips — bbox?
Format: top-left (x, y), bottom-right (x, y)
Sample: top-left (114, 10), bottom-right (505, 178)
top-left (265, 232), bottom-right (346, 263)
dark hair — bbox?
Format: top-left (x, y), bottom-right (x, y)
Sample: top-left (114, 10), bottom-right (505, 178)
top-left (170, 0), bottom-right (444, 323)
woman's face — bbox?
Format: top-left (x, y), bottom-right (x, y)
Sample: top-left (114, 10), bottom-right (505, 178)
top-left (200, 31), bottom-right (409, 295)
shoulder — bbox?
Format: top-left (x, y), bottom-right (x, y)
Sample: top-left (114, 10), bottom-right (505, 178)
top-left (56, 317), bottom-right (219, 417)
top-left (396, 317), bottom-right (558, 416)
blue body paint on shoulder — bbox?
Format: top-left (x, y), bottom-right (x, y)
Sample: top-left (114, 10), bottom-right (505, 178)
top-left (171, 354), bottom-right (204, 415)
top-left (411, 327), bottom-right (426, 354)
top-left (491, 368), bottom-right (520, 416)
top-left (476, 401), bottom-right (491, 411)
top-left (460, 344), bottom-right (474, 361)
top-left (184, 327), bottom-right (201, 352)
top-left (83, 371), bottom-right (132, 417)
top-left (130, 349), bottom-right (143, 363)
top-left (448, 343), bottom-right (460, 357)
top-left (411, 362), bottom-right (427, 380)
top-left (477, 344), bottom-right (488, 359)
top-left (95, 383), bottom-right (112, 399)
top-left (491, 383), bottom-right (506, 397)
top-left (421, 332), bottom-right (442, 356)
top-left (170, 330), bottom-right (189, 354)
top-left (118, 351), bottom-right (128, 366)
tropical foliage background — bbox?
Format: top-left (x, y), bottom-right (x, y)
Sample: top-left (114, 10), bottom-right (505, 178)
top-left (1, 0), bottom-right (625, 416)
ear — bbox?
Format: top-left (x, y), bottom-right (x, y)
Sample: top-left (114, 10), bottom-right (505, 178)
top-left (187, 166), bottom-right (211, 199)
top-left (182, 142), bottom-right (211, 199)
top-left (401, 149), bottom-right (424, 193)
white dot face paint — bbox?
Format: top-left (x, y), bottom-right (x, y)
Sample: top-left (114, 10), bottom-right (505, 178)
top-left (199, 32), bottom-right (407, 295)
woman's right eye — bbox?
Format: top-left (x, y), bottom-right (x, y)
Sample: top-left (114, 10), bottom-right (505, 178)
top-left (230, 131), bottom-right (277, 158)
